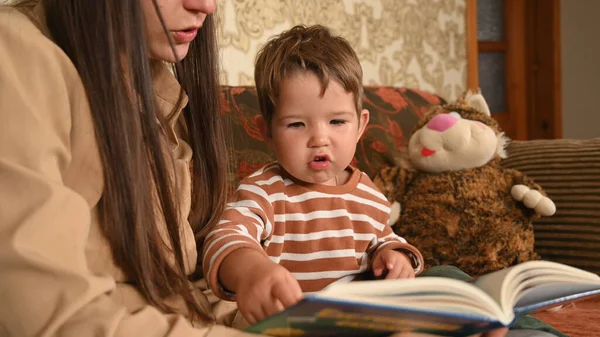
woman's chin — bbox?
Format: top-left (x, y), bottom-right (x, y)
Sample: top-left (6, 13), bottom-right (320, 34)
top-left (150, 45), bottom-right (190, 63)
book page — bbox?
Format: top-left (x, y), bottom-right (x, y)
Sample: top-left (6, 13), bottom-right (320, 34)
top-left (474, 260), bottom-right (600, 316)
top-left (470, 266), bottom-right (515, 314)
top-left (513, 282), bottom-right (600, 311)
top-left (319, 277), bottom-right (509, 323)
top-left (320, 293), bottom-right (499, 319)
top-left (317, 294), bottom-right (498, 319)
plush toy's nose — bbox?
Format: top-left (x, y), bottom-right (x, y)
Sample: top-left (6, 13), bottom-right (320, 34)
top-left (427, 114), bottom-right (458, 132)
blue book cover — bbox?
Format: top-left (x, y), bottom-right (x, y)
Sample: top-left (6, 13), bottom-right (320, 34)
top-left (245, 261), bottom-right (600, 337)
top-left (245, 296), bottom-right (507, 337)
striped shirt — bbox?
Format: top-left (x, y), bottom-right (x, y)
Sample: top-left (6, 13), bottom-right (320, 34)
top-left (202, 163), bottom-right (423, 299)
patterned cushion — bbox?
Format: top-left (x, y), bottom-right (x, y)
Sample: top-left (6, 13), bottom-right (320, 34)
top-left (501, 138), bottom-right (600, 275)
top-left (220, 85), bottom-right (444, 186)
top-left (221, 86), bottom-right (275, 185)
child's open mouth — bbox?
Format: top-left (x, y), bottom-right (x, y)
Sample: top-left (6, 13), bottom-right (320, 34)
top-left (310, 155), bottom-right (330, 170)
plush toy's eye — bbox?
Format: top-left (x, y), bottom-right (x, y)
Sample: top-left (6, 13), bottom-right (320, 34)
top-left (449, 112), bottom-right (461, 119)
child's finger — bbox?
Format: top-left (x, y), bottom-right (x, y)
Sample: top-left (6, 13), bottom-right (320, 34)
top-left (381, 252), bottom-right (394, 269)
top-left (372, 253), bottom-right (386, 276)
top-left (258, 302), bottom-right (276, 322)
top-left (400, 266), bottom-right (415, 279)
top-left (384, 267), bottom-right (403, 279)
top-left (384, 262), bottom-right (403, 279)
top-left (372, 253), bottom-right (384, 268)
top-left (242, 309), bottom-right (257, 325)
top-left (263, 298), bottom-right (285, 318)
top-left (273, 281), bottom-right (302, 308)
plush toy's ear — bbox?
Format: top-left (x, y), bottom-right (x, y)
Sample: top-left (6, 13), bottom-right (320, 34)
top-left (464, 88), bottom-right (491, 116)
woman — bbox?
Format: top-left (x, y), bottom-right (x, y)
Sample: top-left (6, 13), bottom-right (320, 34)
top-left (0, 0), bottom-right (518, 336)
top-left (0, 0), bottom-right (253, 335)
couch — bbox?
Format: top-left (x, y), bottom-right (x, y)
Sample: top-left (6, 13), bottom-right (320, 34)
top-left (220, 85), bottom-right (600, 337)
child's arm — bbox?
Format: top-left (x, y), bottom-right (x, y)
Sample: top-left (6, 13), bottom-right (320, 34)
top-left (202, 181), bottom-right (274, 299)
top-left (201, 176), bottom-right (302, 323)
top-left (218, 248), bottom-right (302, 324)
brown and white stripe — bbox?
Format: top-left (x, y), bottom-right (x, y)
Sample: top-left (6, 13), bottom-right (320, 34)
top-left (202, 163), bottom-right (423, 298)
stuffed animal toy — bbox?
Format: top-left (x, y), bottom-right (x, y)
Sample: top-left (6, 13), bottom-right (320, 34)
top-left (374, 89), bottom-right (556, 277)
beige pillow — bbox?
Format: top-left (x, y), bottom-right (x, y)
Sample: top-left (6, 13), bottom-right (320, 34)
top-left (501, 138), bottom-right (600, 275)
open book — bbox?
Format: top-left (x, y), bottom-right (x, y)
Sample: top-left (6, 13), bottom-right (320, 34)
top-left (245, 260), bottom-right (600, 337)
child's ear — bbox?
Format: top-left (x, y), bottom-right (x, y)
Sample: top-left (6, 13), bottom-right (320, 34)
top-left (357, 109), bottom-right (370, 141)
top-left (257, 115), bottom-right (272, 145)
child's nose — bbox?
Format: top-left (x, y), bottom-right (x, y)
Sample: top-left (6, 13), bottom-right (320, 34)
top-left (427, 113), bottom-right (458, 132)
top-left (308, 130), bottom-right (329, 147)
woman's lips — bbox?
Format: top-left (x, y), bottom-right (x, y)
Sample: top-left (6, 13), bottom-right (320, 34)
top-left (173, 29), bottom-right (198, 43)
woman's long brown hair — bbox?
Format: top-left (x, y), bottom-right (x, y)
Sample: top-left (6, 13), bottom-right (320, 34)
top-left (25, 0), bottom-right (229, 320)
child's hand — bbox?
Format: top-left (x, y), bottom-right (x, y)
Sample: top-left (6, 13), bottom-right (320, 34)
top-left (372, 250), bottom-right (415, 279)
top-left (232, 252), bottom-right (303, 324)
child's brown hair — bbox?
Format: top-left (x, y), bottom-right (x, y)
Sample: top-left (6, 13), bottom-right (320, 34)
top-left (254, 25), bottom-right (363, 128)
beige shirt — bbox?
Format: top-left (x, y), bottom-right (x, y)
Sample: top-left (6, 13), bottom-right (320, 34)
top-left (0, 4), bottom-right (255, 337)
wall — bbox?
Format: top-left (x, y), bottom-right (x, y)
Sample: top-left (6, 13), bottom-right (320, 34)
top-left (217, 0), bottom-right (467, 100)
top-left (561, 0), bottom-right (600, 139)
top-left (0, 0), bottom-right (468, 100)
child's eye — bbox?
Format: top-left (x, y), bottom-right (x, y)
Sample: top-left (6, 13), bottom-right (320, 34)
top-left (330, 119), bottom-right (346, 125)
top-left (287, 122), bottom-right (304, 128)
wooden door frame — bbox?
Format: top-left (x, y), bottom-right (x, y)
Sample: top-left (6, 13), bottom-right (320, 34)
top-left (466, 0), bottom-right (479, 89)
top-left (466, 0), bottom-right (562, 140)
top-left (525, 0), bottom-right (563, 139)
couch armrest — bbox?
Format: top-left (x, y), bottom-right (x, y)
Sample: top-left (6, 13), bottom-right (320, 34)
top-left (501, 138), bottom-right (600, 275)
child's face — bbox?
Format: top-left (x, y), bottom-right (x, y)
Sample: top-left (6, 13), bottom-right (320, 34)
top-left (267, 72), bottom-right (369, 186)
